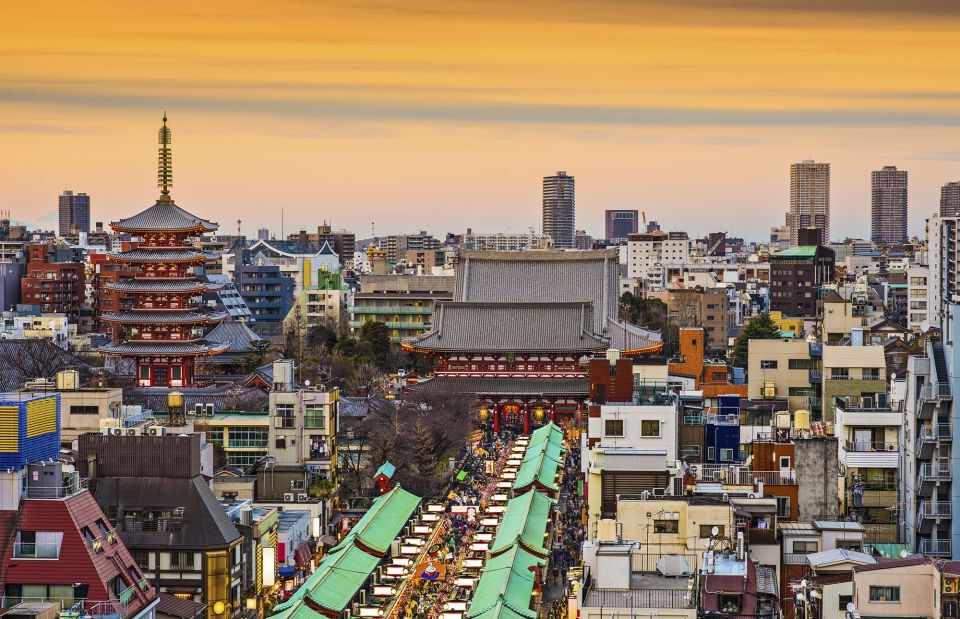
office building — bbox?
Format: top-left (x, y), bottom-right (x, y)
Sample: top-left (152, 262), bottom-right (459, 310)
top-left (58, 190), bottom-right (91, 236)
top-left (769, 229), bottom-right (835, 318)
top-left (20, 242), bottom-right (85, 322)
top-left (542, 171), bottom-right (575, 248)
top-left (871, 166), bottom-right (908, 245)
top-left (941, 181), bottom-right (960, 217)
top-left (604, 210), bottom-right (639, 241)
top-left (787, 160), bottom-right (830, 245)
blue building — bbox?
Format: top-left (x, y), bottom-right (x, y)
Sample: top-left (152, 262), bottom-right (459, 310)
top-left (704, 395), bottom-right (742, 464)
top-left (0, 392), bottom-right (60, 470)
top-left (234, 258), bottom-right (295, 336)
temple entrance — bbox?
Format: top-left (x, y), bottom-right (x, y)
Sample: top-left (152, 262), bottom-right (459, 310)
top-left (152, 366), bottom-right (169, 387)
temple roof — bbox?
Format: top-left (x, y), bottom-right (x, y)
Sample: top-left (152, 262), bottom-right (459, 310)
top-left (410, 375), bottom-right (589, 397)
top-left (104, 279), bottom-right (222, 293)
top-left (101, 310), bottom-right (229, 324)
top-left (107, 248), bottom-right (213, 263)
top-left (111, 201), bottom-right (218, 233)
top-left (455, 249), bottom-right (619, 333)
top-left (203, 320), bottom-right (266, 354)
top-left (100, 341), bottom-right (230, 356)
top-left (605, 317), bottom-right (663, 354)
top-left (405, 301), bottom-right (608, 353)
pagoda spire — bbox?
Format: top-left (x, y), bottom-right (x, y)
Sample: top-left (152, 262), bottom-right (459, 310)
top-left (157, 112), bottom-right (173, 203)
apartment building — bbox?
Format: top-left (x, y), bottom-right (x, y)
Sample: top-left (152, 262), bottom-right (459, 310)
top-left (348, 274), bottom-right (454, 342)
top-left (747, 339), bottom-right (819, 414)
top-left (821, 345), bottom-right (887, 423)
top-left (626, 231), bottom-right (692, 292)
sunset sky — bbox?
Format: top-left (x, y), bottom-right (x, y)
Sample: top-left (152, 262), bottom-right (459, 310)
top-left (3, 1), bottom-right (960, 241)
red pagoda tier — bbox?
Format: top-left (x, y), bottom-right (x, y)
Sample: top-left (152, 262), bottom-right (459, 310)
top-left (100, 115), bottom-right (229, 387)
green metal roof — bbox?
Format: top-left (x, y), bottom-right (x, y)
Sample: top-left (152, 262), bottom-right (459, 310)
top-left (374, 460), bottom-right (396, 480)
top-left (771, 246), bottom-right (819, 259)
top-left (527, 422), bottom-right (563, 449)
top-left (466, 545), bottom-right (545, 619)
top-left (512, 439), bottom-right (562, 493)
top-left (271, 485), bottom-right (421, 617)
top-left (489, 489), bottom-right (555, 557)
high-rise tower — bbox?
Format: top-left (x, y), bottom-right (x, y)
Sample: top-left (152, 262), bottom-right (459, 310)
top-left (542, 171), bottom-right (575, 249)
top-left (941, 181), bottom-right (960, 217)
top-left (99, 115), bottom-right (228, 387)
top-left (871, 165), bottom-right (908, 245)
top-left (58, 190), bottom-right (90, 236)
top-left (786, 160), bottom-right (830, 246)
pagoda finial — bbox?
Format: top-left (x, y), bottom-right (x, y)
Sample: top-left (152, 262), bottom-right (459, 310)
top-left (157, 112), bottom-right (173, 203)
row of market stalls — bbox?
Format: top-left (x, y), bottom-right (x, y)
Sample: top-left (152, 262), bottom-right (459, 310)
top-left (462, 423), bottom-right (566, 619)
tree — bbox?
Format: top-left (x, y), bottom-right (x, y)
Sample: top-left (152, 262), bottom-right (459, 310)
top-left (346, 361), bottom-right (382, 397)
top-left (731, 312), bottom-right (781, 371)
top-left (358, 321), bottom-right (392, 370)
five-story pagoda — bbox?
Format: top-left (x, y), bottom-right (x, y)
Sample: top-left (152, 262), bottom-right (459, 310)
top-left (100, 115), bottom-right (228, 387)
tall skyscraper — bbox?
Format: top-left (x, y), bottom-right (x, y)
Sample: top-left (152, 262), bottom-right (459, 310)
top-left (786, 160), bottom-right (830, 246)
top-left (58, 190), bottom-right (90, 236)
top-left (941, 181), bottom-right (960, 217)
top-left (871, 165), bottom-right (908, 245)
top-left (604, 209), bottom-right (639, 241)
top-left (542, 171), bottom-right (575, 248)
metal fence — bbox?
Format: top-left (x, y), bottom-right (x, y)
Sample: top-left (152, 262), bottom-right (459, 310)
top-left (582, 587), bottom-right (694, 608)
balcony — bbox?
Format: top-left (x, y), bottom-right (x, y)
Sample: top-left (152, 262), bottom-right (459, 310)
top-left (848, 489), bottom-right (897, 509)
top-left (919, 501), bottom-right (951, 533)
top-left (809, 343), bottom-right (823, 358)
top-left (692, 464), bottom-right (797, 485)
top-left (705, 414), bottom-right (739, 426)
top-left (346, 305), bottom-right (432, 316)
top-left (918, 383), bottom-right (952, 420)
top-left (582, 584), bottom-right (693, 609)
top-left (919, 538), bottom-right (951, 557)
top-left (783, 552), bottom-right (814, 565)
top-left (918, 463), bottom-right (951, 496)
top-left (22, 472), bottom-right (88, 499)
top-left (808, 369), bottom-right (822, 384)
top-left (844, 440), bottom-right (898, 452)
top-left (682, 413), bottom-right (705, 425)
top-left (917, 426), bottom-right (938, 459)
top-left (12, 540), bottom-right (61, 559)
top-left (807, 396), bottom-right (822, 412)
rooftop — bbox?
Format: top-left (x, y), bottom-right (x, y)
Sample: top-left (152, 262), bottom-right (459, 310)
top-left (582, 573), bottom-right (693, 608)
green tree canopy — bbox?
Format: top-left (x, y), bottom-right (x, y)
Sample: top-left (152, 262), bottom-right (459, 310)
top-left (358, 321), bottom-right (392, 370)
top-left (731, 312), bottom-right (781, 370)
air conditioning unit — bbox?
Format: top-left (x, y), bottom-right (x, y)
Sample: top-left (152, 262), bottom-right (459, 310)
top-left (147, 426), bottom-right (166, 437)
top-left (283, 492), bottom-right (295, 502)
top-left (194, 403), bottom-right (204, 416)
top-left (101, 427), bottom-right (114, 436)
top-left (125, 428), bottom-right (139, 436)
top-left (887, 444), bottom-right (897, 451)
top-left (297, 493), bottom-right (309, 502)
top-left (109, 427), bottom-right (125, 436)
top-left (205, 403), bottom-right (215, 416)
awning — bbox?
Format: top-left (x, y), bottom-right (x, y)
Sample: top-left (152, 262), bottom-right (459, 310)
top-left (320, 535), bottom-right (338, 547)
top-left (295, 542), bottom-right (312, 568)
top-left (278, 566), bottom-right (297, 578)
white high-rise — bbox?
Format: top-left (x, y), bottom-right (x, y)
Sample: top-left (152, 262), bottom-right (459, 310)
top-left (786, 160), bottom-right (830, 246)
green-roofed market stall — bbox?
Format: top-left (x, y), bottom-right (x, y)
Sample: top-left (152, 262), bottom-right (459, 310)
top-left (465, 545), bottom-right (546, 619)
top-left (489, 489), bottom-right (555, 558)
top-left (512, 428), bottom-right (564, 494)
top-left (271, 485), bottom-right (421, 618)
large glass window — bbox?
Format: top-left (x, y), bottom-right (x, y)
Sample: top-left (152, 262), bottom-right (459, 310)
top-left (305, 404), bottom-right (326, 429)
top-left (641, 420), bottom-right (661, 437)
top-left (227, 427), bottom-right (268, 448)
top-left (275, 404), bottom-right (295, 428)
top-left (604, 419), bottom-right (624, 437)
top-left (869, 586), bottom-right (900, 602)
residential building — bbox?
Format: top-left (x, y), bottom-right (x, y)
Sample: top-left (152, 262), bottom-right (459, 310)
top-left (542, 171), bottom-right (575, 248)
top-left (59, 190), bottom-right (91, 236)
top-left (769, 311), bottom-right (804, 338)
top-left (787, 160), bottom-right (830, 245)
top-left (626, 231), bottom-right (693, 292)
top-left (20, 242), bottom-right (85, 321)
top-left (237, 239), bottom-right (340, 293)
top-left (605, 209), bottom-right (639, 241)
top-left (834, 395), bottom-right (902, 543)
top-left (348, 274), bottom-right (454, 342)
top-left (941, 181), bottom-right (960, 217)
top-left (222, 501), bottom-right (278, 618)
top-left (654, 288), bottom-right (731, 353)
top-left (769, 242), bottom-right (836, 318)
top-left (385, 230), bottom-right (441, 263)
top-left (78, 433), bottom-right (244, 616)
top-left (821, 345), bottom-right (887, 423)
top-left (610, 496), bottom-right (734, 561)
top-left (459, 228), bottom-right (554, 251)
top-left (871, 166), bottom-right (908, 245)
top-left (699, 550), bottom-right (779, 619)
top-left (234, 261), bottom-right (295, 335)
top-left (199, 410), bottom-right (270, 471)
top-left (287, 224), bottom-right (356, 266)
top-left (748, 339), bottom-right (819, 414)
top-left (853, 558), bottom-right (942, 618)
top-left (908, 264), bottom-right (930, 332)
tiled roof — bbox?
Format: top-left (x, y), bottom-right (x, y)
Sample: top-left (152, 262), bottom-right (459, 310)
top-left (104, 279), bottom-right (222, 293)
top-left (111, 201), bottom-right (218, 232)
top-left (203, 320), bottom-right (266, 353)
top-left (410, 376), bottom-right (589, 396)
top-left (101, 310), bottom-right (229, 324)
top-left (406, 302), bottom-right (608, 352)
top-left (466, 544), bottom-right (545, 619)
top-left (605, 317), bottom-right (662, 352)
top-left (156, 593), bottom-right (208, 619)
top-left (100, 341), bottom-right (231, 356)
top-left (455, 249), bottom-right (619, 333)
top-left (248, 239), bottom-right (318, 256)
top-left (89, 476), bottom-right (242, 549)
top-left (108, 248), bottom-right (212, 263)
top-left (807, 548), bottom-right (876, 568)
top-left (489, 489), bottom-right (555, 557)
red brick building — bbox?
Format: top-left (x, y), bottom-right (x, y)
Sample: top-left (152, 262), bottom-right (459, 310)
top-left (20, 242), bottom-right (85, 320)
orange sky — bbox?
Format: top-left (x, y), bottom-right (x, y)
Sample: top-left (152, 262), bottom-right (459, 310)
top-left (2, 0), bottom-right (960, 240)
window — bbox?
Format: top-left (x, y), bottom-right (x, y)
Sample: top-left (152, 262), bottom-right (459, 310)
top-left (776, 496), bottom-right (791, 518)
top-left (718, 594), bottom-right (742, 613)
top-left (707, 447), bottom-right (715, 461)
top-left (788, 387), bottom-right (816, 397)
top-left (699, 525), bottom-right (724, 538)
top-left (654, 520), bottom-right (678, 533)
top-left (604, 419), bottom-right (624, 437)
top-left (760, 360), bottom-right (778, 369)
top-left (862, 368), bottom-right (881, 380)
top-left (831, 368), bottom-right (850, 380)
top-left (788, 359), bottom-right (813, 370)
top-left (170, 551), bottom-right (195, 570)
top-left (641, 420), bottom-right (661, 437)
top-left (305, 404), bottom-right (326, 429)
top-left (227, 427), bottom-right (268, 448)
top-left (720, 448), bottom-right (734, 462)
top-left (869, 586), bottom-right (900, 602)
top-left (793, 541), bottom-right (818, 554)
top-left (139, 366), bottom-right (150, 379)
top-left (70, 405), bottom-right (100, 415)
top-left (681, 445), bottom-right (701, 457)
top-left (837, 539), bottom-right (862, 551)
top-left (275, 404), bottom-right (295, 428)
top-left (839, 595), bottom-right (853, 611)
top-left (132, 550), bottom-right (150, 571)
top-left (171, 366), bottom-right (183, 380)
top-left (110, 575), bottom-right (128, 596)
top-left (275, 437), bottom-right (287, 449)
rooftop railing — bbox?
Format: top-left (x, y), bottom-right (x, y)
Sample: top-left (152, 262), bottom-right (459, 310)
top-left (22, 473), bottom-right (88, 500)
top-left (582, 586), bottom-right (694, 608)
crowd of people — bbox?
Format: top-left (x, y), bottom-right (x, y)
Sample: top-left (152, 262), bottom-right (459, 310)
top-left (549, 441), bottom-right (585, 598)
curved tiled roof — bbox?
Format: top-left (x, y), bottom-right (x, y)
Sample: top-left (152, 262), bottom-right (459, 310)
top-left (111, 201), bottom-right (218, 232)
top-left (104, 279), bottom-right (222, 293)
top-left (108, 249), bottom-right (212, 263)
top-left (100, 341), bottom-right (230, 356)
top-left (410, 376), bottom-right (589, 397)
top-left (101, 310), bottom-right (229, 324)
top-left (405, 301), bottom-right (608, 353)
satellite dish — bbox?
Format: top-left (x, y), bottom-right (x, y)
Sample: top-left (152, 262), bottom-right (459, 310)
top-left (890, 372), bottom-right (896, 380)
top-left (711, 526), bottom-right (720, 537)
top-left (847, 603), bottom-right (857, 614)
top-left (899, 549), bottom-right (909, 558)
top-left (304, 379), bottom-right (311, 386)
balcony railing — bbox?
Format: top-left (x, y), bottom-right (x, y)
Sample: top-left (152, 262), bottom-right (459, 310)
top-left (783, 552), bottom-right (814, 565)
top-left (834, 396), bottom-right (898, 412)
top-left (705, 414), bottom-right (739, 426)
top-left (22, 474), bottom-right (88, 499)
top-left (920, 501), bottom-right (952, 519)
top-left (920, 382), bottom-right (952, 402)
top-left (582, 586), bottom-right (693, 608)
top-left (693, 464), bottom-right (797, 485)
top-left (920, 538), bottom-right (951, 556)
top-left (844, 440), bottom-right (899, 453)
top-left (920, 463), bottom-right (951, 481)
top-left (12, 541), bottom-right (61, 558)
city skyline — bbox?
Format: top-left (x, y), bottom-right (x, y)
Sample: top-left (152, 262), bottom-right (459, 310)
top-left (3, 1), bottom-right (960, 240)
